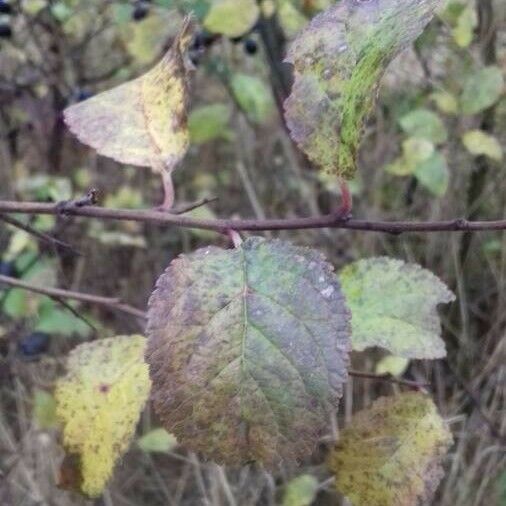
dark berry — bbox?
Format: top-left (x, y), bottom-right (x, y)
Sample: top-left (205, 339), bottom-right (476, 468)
top-left (0, 22), bottom-right (11, 38)
top-left (132, 2), bottom-right (149, 21)
top-left (18, 332), bottom-right (50, 357)
top-left (244, 39), bottom-right (258, 55)
top-left (0, 260), bottom-right (17, 278)
top-left (76, 89), bottom-right (93, 102)
top-left (0, 1), bottom-right (12, 15)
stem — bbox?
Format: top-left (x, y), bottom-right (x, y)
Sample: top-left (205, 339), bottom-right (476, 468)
top-left (227, 229), bottom-right (243, 248)
top-left (348, 370), bottom-right (430, 390)
top-left (336, 179), bottom-right (353, 218)
top-left (160, 171), bottom-right (175, 211)
top-left (1, 200), bottom-right (506, 234)
top-left (0, 274), bottom-right (146, 320)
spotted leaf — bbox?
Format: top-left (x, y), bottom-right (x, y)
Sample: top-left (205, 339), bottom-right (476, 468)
top-left (146, 237), bottom-right (351, 466)
top-left (284, 0), bottom-right (440, 179)
top-left (64, 18), bottom-right (194, 174)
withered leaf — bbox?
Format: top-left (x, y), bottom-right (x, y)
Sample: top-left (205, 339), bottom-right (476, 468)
top-left (328, 392), bottom-right (453, 506)
top-left (146, 237), bottom-right (351, 466)
top-left (64, 18), bottom-right (194, 174)
top-left (284, 0), bottom-right (440, 179)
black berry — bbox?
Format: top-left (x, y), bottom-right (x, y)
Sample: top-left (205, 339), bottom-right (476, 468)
top-left (76, 89), bottom-right (93, 102)
top-left (0, 1), bottom-right (12, 15)
top-left (0, 22), bottom-right (11, 38)
top-left (244, 39), bottom-right (258, 55)
top-left (0, 260), bottom-right (17, 278)
top-left (18, 332), bottom-right (50, 357)
top-left (132, 2), bottom-right (149, 21)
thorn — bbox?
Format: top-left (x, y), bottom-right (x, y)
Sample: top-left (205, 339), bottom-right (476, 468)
top-left (56, 188), bottom-right (98, 215)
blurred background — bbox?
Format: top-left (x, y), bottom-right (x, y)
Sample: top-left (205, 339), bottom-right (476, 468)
top-left (0, 0), bottom-right (505, 504)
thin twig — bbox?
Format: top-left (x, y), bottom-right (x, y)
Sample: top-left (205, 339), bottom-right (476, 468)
top-left (0, 274), bottom-right (146, 320)
top-left (0, 214), bottom-right (81, 256)
top-left (172, 196), bottom-right (218, 215)
top-left (0, 201), bottom-right (506, 233)
top-left (348, 370), bottom-right (430, 389)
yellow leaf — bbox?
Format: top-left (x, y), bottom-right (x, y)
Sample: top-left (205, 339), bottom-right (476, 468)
top-left (375, 355), bottom-right (410, 377)
top-left (462, 130), bottom-right (504, 161)
top-left (55, 335), bottom-right (151, 497)
top-left (204, 0), bottom-right (260, 38)
top-left (64, 18), bottom-right (194, 175)
top-left (328, 393), bottom-right (453, 506)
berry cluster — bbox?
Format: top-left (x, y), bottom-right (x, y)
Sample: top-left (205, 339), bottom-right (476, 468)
top-left (0, 0), bottom-right (12, 39)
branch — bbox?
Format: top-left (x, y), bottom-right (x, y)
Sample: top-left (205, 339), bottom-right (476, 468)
top-left (348, 370), bottom-right (430, 389)
top-left (0, 200), bottom-right (506, 234)
top-left (0, 274), bottom-right (146, 320)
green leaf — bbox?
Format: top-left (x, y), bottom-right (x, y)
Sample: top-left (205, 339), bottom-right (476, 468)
top-left (283, 0), bottom-right (439, 179)
top-left (147, 237), bottom-right (351, 466)
top-left (137, 428), bottom-right (177, 453)
top-left (204, 0), bottom-right (259, 38)
top-left (430, 90), bottom-right (459, 115)
top-left (35, 298), bottom-right (93, 338)
top-left (230, 74), bottom-right (275, 124)
top-left (33, 389), bottom-right (58, 429)
top-left (462, 130), bottom-right (503, 161)
top-left (328, 392), bottom-right (453, 506)
top-left (452, 5), bottom-right (477, 48)
top-left (188, 104), bottom-right (233, 144)
top-left (282, 474), bottom-right (319, 506)
top-left (399, 109), bottom-right (448, 144)
top-left (55, 335), bottom-right (151, 497)
top-left (461, 66), bottom-right (504, 115)
top-left (339, 257), bottom-right (455, 359)
top-left (375, 355), bottom-right (410, 377)
top-left (414, 151), bottom-right (449, 197)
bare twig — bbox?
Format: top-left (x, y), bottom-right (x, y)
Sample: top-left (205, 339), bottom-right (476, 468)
top-left (0, 200), bottom-right (505, 234)
top-left (348, 369), bottom-right (430, 389)
top-left (0, 214), bottom-right (81, 256)
top-left (0, 274), bottom-right (146, 320)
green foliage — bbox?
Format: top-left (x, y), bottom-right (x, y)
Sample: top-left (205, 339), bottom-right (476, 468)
top-left (399, 109), bottom-right (448, 145)
top-left (284, 0), bottom-right (439, 179)
top-left (460, 66), bottom-right (504, 116)
top-left (204, 0), bottom-right (259, 38)
top-left (189, 104), bottom-right (233, 144)
top-left (328, 393), bottom-right (453, 506)
top-left (339, 257), bottom-right (455, 358)
top-left (230, 74), bottom-right (275, 124)
top-left (282, 474), bottom-right (319, 506)
top-left (137, 428), bottom-right (178, 453)
top-left (32, 389), bottom-right (58, 429)
top-left (462, 130), bottom-right (503, 161)
top-left (55, 335), bottom-right (151, 497)
top-left (146, 237), bottom-right (350, 466)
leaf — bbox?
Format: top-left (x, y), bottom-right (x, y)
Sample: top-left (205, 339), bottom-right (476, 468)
top-left (137, 428), bottom-right (178, 453)
top-left (414, 151), bottom-right (449, 197)
top-left (230, 73), bottom-right (275, 124)
top-left (339, 257), bottom-right (455, 359)
top-left (64, 19), bottom-right (194, 174)
top-left (55, 335), bottom-right (151, 497)
top-left (188, 104), bottom-right (233, 144)
top-left (462, 130), bottom-right (503, 161)
top-left (282, 474), bottom-right (319, 506)
top-left (399, 109), bottom-right (448, 144)
top-left (430, 90), bottom-right (459, 115)
top-left (204, 0), bottom-right (260, 38)
top-left (451, 5), bottom-right (477, 48)
top-left (375, 355), bottom-right (410, 377)
top-left (460, 66), bottom-right (504, 116)
top-left (283, 0), bottom-right (439, 179)
top-left (328, 392), bottom-right (453, 506)
top-left (146, 237), bottom-right (351, 466)
top-left (33, 389), bottom-right (58, 429)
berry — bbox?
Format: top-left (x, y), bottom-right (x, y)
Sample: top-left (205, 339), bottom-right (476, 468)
top-left (132, 2), bottom-right (149, 21)
top-left (76, 89), bottom-right (93, 102)
top-left (18, 332), bottom-right (50, 357)
top-left (244, 39), bottom-right (258, 55)
top-left (0, 260), bottom-right (17, 278)
top-left (0, 22), bottom-right (11, 38)
top-left (0, 1), bottom-right (12, 15)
